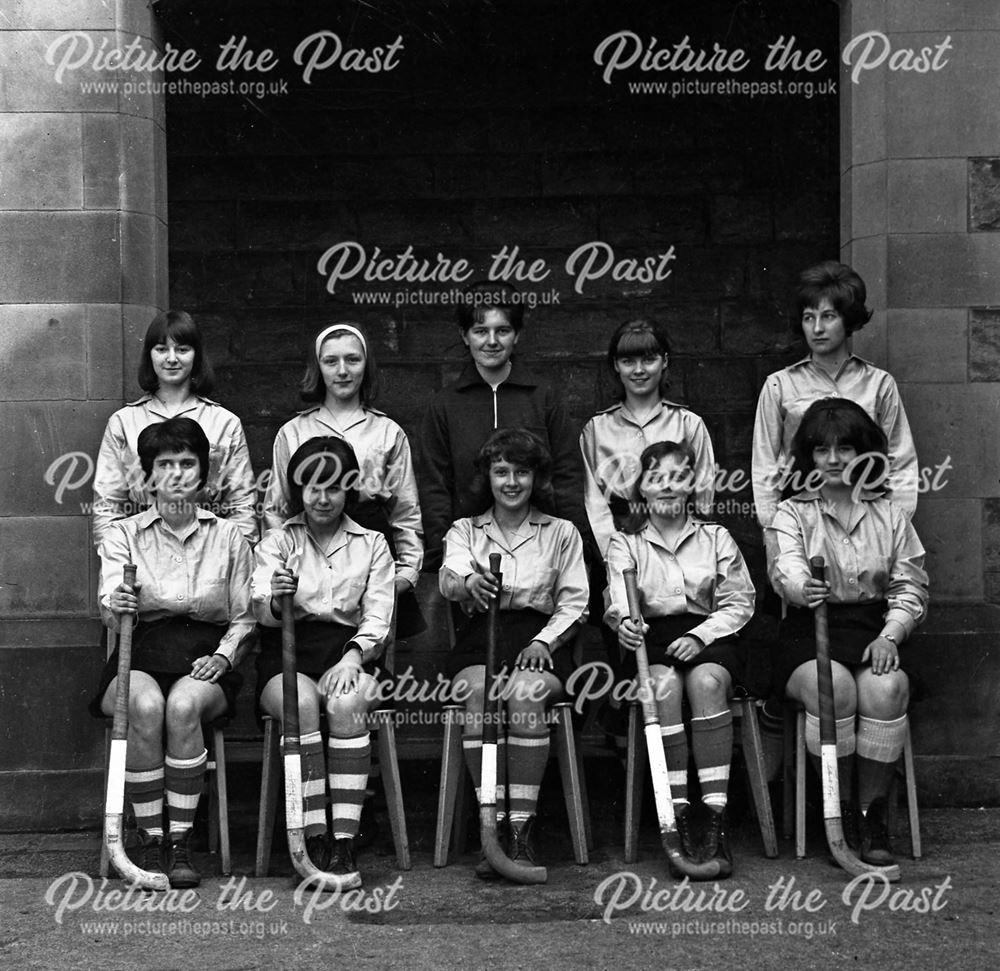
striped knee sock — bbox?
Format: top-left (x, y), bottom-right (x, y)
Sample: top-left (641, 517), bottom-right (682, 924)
top-left (125, 763), bottom-right (164, 839)
top-left (661, 722), bottom-right (689, 810)
top-left (299, 731), bottom-right (328, 838)
top-left (691, 709), bottom-right (733, 811)
top-left (328, 733), bottom-right (371, 840)
top-left (165, 750), bottom-right (206, 839)
top-left (856, 715), bottom-right (908, 811)
top-left (507, 731), bottom-right (549, 827)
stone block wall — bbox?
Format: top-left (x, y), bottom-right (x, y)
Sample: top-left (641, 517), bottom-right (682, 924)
top-left (840, 0), bottom-right (1000, 793)
top-left (0, 0), bottom-right (167, 829)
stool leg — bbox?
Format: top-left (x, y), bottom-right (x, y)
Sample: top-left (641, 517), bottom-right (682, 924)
top-left (213, 728), bottom-right (231, 876)
top-left (576, 731), bottom-right (594, 852)
top-left (795, 709), bottom-right (806, 860)
top-left (99, 726), bottom-right (111, 877)
top-left (255, 720), bottom-right (281, 878)
top-left (624, 705), bottom-right (644, 864)
top-left (434, 706), bottom-right (464, 867)
top-left (375, 714), bottom-right (411, 870)
top-left (903, 722), bottom-right (922, 860)
top-left (738, 700), bottom-right (778, 858)
top-left (782, 706), bottom-right (796, 841)
top-left (553, 704), bottom-right (588, 865)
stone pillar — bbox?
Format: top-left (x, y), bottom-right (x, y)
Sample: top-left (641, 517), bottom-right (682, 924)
top-left (839, 0), bottom-right (1000, 800)
top-left (0, 1), bottom-right (167, 827)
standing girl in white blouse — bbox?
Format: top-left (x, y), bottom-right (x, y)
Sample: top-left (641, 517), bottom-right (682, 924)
top-left (752, 262), bottom-right (918, 529)
top-left (93, 310), bottom-right (256, 546)
top-left (253, 437), bottom-right (395, 883)
top-left (263, 323), bottom-right (423, 637)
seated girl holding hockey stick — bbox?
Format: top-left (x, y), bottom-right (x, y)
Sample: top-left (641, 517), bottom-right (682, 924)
top-left (767, 397), bottom-right (928, 866)
top-left (252, 436), bottom-right (395, 883)
top-left (605, 441), bottom-right (755, 876)
top-left (92, 417), bottom-right (255, 888)
top-left (439, 429), bottom-right (588, 877)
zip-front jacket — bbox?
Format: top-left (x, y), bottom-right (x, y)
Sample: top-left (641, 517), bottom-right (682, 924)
top-left (418, 358), bottom-right (587, 571)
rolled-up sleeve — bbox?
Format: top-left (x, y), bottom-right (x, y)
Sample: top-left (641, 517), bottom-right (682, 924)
top-left (687, 529), bottom-right (755, 647)
top-left (752, 379), bottom-right (785, 529)
top-left (884, 505), bottom-right (929, 634)
top-left (531, 523), bottom-right (589, 649)
top-left (353, 534), bottom-right (396, 663)
top-left (216, 532), bottom-right (256, 666)
top-left (384, 428), bottom-right (423, 587)
top-left (766, 506), bottom-right (812, 607)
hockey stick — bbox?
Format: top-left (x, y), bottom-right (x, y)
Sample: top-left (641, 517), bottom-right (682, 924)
top-left (479, 553), bottom-right (547, 884)
top-left (810, 556), bottom-right (900, 882)
top-left (281, 593), bottom-right (361, 891)
top-left (623, 567), bottom-right (722, 880)
top-left (104, 563), bottom-right (170, 890)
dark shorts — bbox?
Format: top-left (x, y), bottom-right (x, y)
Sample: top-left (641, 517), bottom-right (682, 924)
top-left (619, 613), bottom-right (747, 691)
top-left (90, 661), bottom-right (242, 721)
top-left (446, 608), bottom-right (578, 688)
top-left (255, 621), bottom-right (395, 718)
top-left (351, 499), bottom-right (427, 640)
top-left (773, 602), bottom-right (903, 697)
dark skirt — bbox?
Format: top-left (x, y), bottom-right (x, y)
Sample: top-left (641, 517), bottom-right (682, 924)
top-left (446, 607), bottom-right (578, 688)
top-left (773, 602), bottom-right (898, 697)
top-left (89, 618), bottom-right (243, 719)
top-left (619, 613), bottom-right (747, 690)
top-left (351, 498), bottom-right (427, 640)
top-left (255, 621), bottom-right (395, 716)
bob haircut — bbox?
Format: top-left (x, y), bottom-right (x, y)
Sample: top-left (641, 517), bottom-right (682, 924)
top-left (137, 310), bottom-right (215, 395)
top-left (621, 440), bottom-right (697, 533)
top-left (137, 417), bottom-right (211, 491)
top-left (455, 281), bottom-right (525, 334)
top-left (785, 397), bottom-right (889, 497)
top-left (468, 428), bottom-right (555, 515)
top-left (285, 436), bottom-right (362, 517)
top-left (791, 261), bottom-right (874, 336)
top-left (606, 318), bottom-right (673, 400)
top-left (300, 324), bottom-right (380, 406)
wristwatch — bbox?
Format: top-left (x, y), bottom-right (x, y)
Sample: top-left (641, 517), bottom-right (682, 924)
top-left (881, 633), bottom-right (899, 647)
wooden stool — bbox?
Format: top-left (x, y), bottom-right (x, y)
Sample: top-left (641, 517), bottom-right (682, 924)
top-left (99, 719), bottom-right (231, 877)
top-left (624, 697), bottom-right (779, 862)
top-left (255, 709), bottom-right (411, 876)
top-left (782, 706), bottom-right (921, 859)
top-left (433, 702), bottom-right (592, 866)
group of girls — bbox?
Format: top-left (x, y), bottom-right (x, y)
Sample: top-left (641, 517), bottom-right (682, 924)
top-left (90, 259), bottom-right (928, 889)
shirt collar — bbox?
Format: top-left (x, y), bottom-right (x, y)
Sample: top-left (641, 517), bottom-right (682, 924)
top-left (284, 511), bottom-right (368, 536)
top-left (128, 392), bottom-right (218, 414)
top-left (615, 399), bottom-right (688, 426)
top-left (789, 353), bottom-right (873, 376)
top-left (641, 516), bottom-right (700, 552)
top-left (471, 506), bottom-right (553, 552)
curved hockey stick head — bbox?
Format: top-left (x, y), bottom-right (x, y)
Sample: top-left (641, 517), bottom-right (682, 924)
top-left (104, 814), bottom-right (170, 891)
top-left (480, 805), bottom-right (547, 885)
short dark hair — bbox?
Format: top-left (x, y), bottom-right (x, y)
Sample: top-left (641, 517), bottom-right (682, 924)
top-left (285, 436), bottom-right (361, 516)
top-left (622, 440), bottom-right (697, 533)
top-left (137, 417), bottom-right (211, 491)
top-left (456, 281), bottom-right (525, 333)
top-left (468, 428), bottom-right (554, 514)
top-left (137, 310), bottom-right (215, 395)
top-left (300, 324), bottom-right (379, 405)
top-left (786, 397), bottom-right (888, 496)
top-left (791, 261), bottom-right (874, 336)
top-left (606, 318), bottom-right (673, 400)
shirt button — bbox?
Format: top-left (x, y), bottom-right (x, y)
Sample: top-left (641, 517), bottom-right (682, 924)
top-left (503, 584), bottom-right (512, 592)
top-left (176, 594), bottom-right (184, 600)
top-left (674, 587), bottom-right (682, 594)
top-left (322, 597), bottom-right (329, 604)
top-left (848, 578), bottom-right (856, 585)
top-left (174, 555), bottom-right (183, 562)
top-left (842, 539), bottom-right (849, 545)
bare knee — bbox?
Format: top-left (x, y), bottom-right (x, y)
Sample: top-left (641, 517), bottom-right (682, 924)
top-left (857, 670), bottom-right (909, 718)
top-left (685, 665), bottom-right (730, 709)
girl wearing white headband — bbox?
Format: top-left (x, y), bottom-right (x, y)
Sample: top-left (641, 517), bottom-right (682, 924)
top-left (263, 323), bottom-right (425, 638)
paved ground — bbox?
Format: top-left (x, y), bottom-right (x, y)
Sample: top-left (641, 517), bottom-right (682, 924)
top-left (1, 800), bottom-right (996, 971)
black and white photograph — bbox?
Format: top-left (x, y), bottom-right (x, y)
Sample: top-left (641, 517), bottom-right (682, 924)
top-left (0, 0), bottom-right (997, 967)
